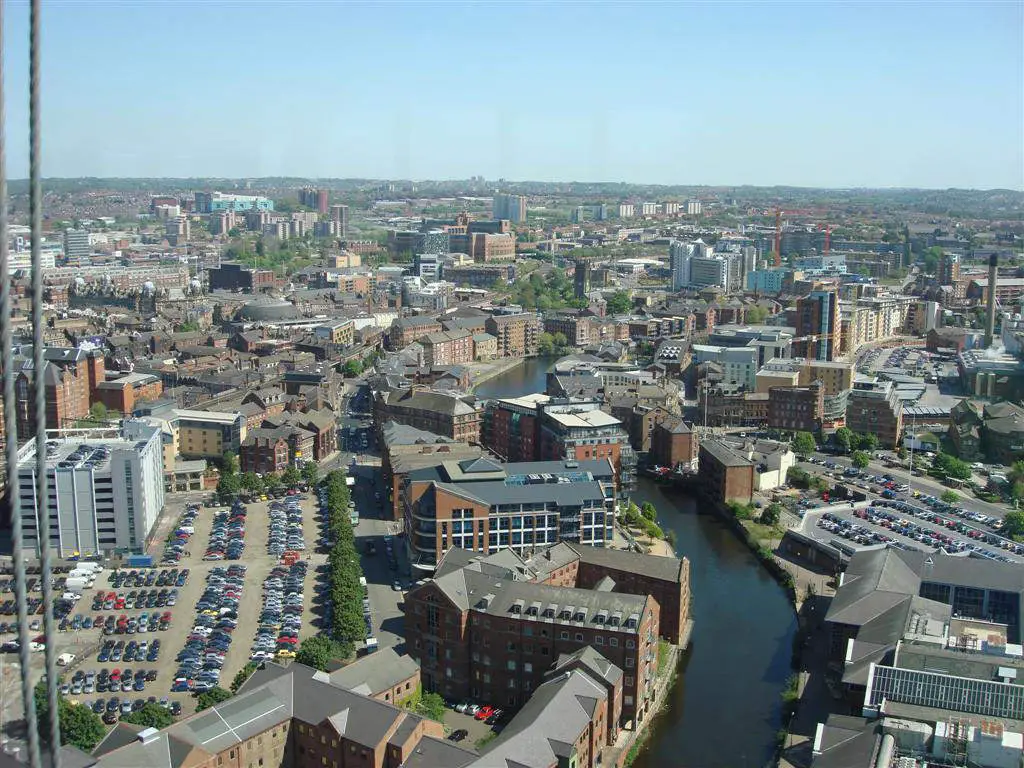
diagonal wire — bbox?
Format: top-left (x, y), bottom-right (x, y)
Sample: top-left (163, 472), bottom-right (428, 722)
top-left (0, 1), bottom-right (43, 765)
top-left (29, 0), bottom-right (61, 764)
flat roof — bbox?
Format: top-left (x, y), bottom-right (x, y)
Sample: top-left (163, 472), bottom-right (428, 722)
top-left (172, 409), bottom-right (242, 424)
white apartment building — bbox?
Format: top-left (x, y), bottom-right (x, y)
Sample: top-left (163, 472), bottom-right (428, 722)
top-left (15, 422), bottom-right (165, 557)
top-left (670, 240), bottom-right (693, 290)
top-left (618, 203), bottom-right (636, 219)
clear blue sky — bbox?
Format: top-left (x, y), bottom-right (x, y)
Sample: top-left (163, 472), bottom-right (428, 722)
top-left (3, 1), bottom-right (1022, 189)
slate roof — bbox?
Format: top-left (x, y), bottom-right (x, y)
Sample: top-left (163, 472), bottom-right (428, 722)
top-left (328, 647), bottom-right (420, 697)
top-left (468, 669), bottom-right (608, 768)
top-left (399, 736), bottom-right (477, 768)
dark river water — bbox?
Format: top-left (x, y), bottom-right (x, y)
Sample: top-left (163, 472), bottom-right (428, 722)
top-left (475, 357), bottom-right (797, 768)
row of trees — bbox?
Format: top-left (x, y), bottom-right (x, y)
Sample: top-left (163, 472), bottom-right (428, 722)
top-left (34, 682), bottom-right (106, 752)
top-left (324, 471), bottom-right (366, 656)
top-left (620, 501), bottom-right (668, 543)
top-left (217, 451), bottom-right (319, 501)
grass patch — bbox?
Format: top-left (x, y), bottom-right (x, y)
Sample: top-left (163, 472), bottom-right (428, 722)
top-left (475, 731), bottom-right (497, 751)
top-left (657, 640), bottom-right (671, 674)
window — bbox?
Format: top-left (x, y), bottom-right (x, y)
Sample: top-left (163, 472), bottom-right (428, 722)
top-left (507, 660), bottom-right (516, 671)
top-left (609, 638), bottom-right (618, 647)
top-left (625, 657), bottom-right (634, 668)
top-left (524, 662), bottom-right (532, 673)
top-left (595, 636), bottom-right (604, 645)
top-left (560, 631), bottom-right (569, 640)
top-left (626, 639), bottom-right (636, 649)
top-left (575, 633), bottom-right (584, 642)
top-left (626, 676), bottom-right (634, 686)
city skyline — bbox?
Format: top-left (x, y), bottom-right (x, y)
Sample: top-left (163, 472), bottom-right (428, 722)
top-left (1, 1), bottom-right (1022, 190)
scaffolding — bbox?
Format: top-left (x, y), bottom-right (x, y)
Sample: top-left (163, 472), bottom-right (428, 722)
top-left (943, 718), bottom-right (970, 767)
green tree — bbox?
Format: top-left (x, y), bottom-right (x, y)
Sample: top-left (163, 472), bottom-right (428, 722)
top-left (222, 451), bottom-right (239, 475)
top-left (264, 473), bottom-right (283, 493)
top-left (1002, 510), bottom-right (1024, 539)
top-left (933, 452), bottom-right (972, 480)
top-left (640, 502), bottom-right (657, 522)
top-left (855, 433), bottom-right (879, 452)
top-left (122, 702), bottom-right (175, 729)
top-left (296, 635), bottom-right (345, 671)
top-left (196, 687), bottom-right (233, 712)
top-left (605, 291), bottom-right (632, 314)
top-left (34, 683), bottom-right (106, 752)
top-left (281, 466), bottom-right (302, 488)
top-left (834, 427), bottom-right (853, 454)
top-left (420, 692), bottom-right (446, 722)
top-left (552, 331), bottom-right (569, 350)
top-left (342, 359), bottom-right (363, 377)
top-left (791, 432), bottom-right (816, 456)
top-left (1008, 461), bottom-right (1024, 489)
top-left (217, 472), bottom-right (241, 501)
top-left (851, 451), bottom-right (871, 469)
top-left (231, 663), bottom-right (257, 694)
top-left (302, 462), bottom-right (320, 487)
top-left (537, 332), bottom-right (555, 356)
top-left (940, 490), bottom-right (960, 503)
top-left (787, 467), bottom-right (811, 488)
top-left (923, 246), bottom-right (942, 275)
top-left (89, 401), bottom-right (108, 421)
top-left (761, 503), bottom-right (782, 526)
top-left (240, 472), bottom-right (264, 494)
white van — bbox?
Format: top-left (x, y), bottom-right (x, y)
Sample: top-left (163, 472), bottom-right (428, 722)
top-left (56, 653), bottom-right (75, 666)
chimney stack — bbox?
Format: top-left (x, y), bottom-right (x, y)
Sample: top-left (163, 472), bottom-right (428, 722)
top-left (985, 253), bottom-right (999, 348)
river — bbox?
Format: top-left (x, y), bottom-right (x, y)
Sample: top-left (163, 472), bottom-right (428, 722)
top-left (475, 357), bottom-right (797, 768)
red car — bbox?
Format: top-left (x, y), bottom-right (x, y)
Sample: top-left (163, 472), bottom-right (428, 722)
top-left (474, 705), bottom-right (494, 721)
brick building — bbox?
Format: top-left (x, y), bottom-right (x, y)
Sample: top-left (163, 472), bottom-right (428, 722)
top-left (699, 438), bottom-right (755, 503)
top-left (389, 316), bottom-right (443, 349)
top-left (544, 313), bottom-right (591, 346)
top-left (239, 426), bottom-right (292, 474)
top-left (91, 662), bottom-right (467, 768)
top-left (767, 383), bottom-right (824, 433)
top-left (15, 347), bottom-right (105, 436)
top-left (650, 418), bottom-right (699, 470)
top-left (95, 372), bottom-right (163, 416)
top-left (419, 329), bottom-right (474, 368)
top-left (404, 547), bottom-right (663, 726)
top-left (485, 312), bottom-right (540, 357)
top-left (374, 388), bottom-right (481, 443)
top-left (846, 376), bottom-right (903, 448)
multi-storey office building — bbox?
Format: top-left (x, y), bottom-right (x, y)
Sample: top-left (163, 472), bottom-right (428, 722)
top-left (846, 375), bottom-right (903, 448)
top-left (14, 422), bottom-right (164, 557)
top-left (796, 289), bottom-right (841, 361)
top-left (400, 457), bottom-right (616, 569)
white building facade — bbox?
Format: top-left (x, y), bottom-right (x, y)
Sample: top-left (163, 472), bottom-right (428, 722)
top-left (15, 423), bottom-right (165, 557)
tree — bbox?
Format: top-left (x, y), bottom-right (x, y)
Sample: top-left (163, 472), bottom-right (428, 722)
top-left (941, 490), bottom-right (960, 503)
top-left (89, 402), bottom-right (108, 421)
top-left (420, 692), bottom-right (446, 722)
top-left (537, 332), bottom-right (555, 356)
top-left (217, 472), bottom-right (241, 501)
top-left (923, 246), bottom-right (942, 275)
top-left (296, 635), bottom-right (345, 671)
top-left (342, 359), bottom-right (363, 377)
top-left (855, 433), bottom-right (879, 452)
top-left (1002, 510), bottom-right (1024, 539)
top-left (787, 467), bottom-right (810, 488)
top-left (834, 428), bottom-right (853, 454)
top-left (302, 462), bottom-right (320, 487)
top-left (761, 503), bottom-right (782, 526)
top-left (222, 451), bottom-right (239, 475)
top-left (196, 687), bottom-right (233, 712)
top-left (605, 291), bottom-right (632, 314)
top-left (34, 684), bottom-right (106, 752)
top-left (791, 432), bottom-right (816, 456)
top-left (281, 466), bottom-right (302, 488)
top-left (122, 702), bottom-right (175, 729)
top-left (240, 472), bottom-right (264, 494)
top-left (851, 451), bottom-right (870, 469)
top-left (933, 452), bottom-right (972, 480)
top-left (640, 502), bottom-right (657, 522)
top-left (231, 663), bottom-right (257, 694)
top-left (264, 473), bottom-right (283, 493)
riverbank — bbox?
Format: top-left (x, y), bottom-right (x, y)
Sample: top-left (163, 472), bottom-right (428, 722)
top-left (467, 356), bottom-right (529, 392)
